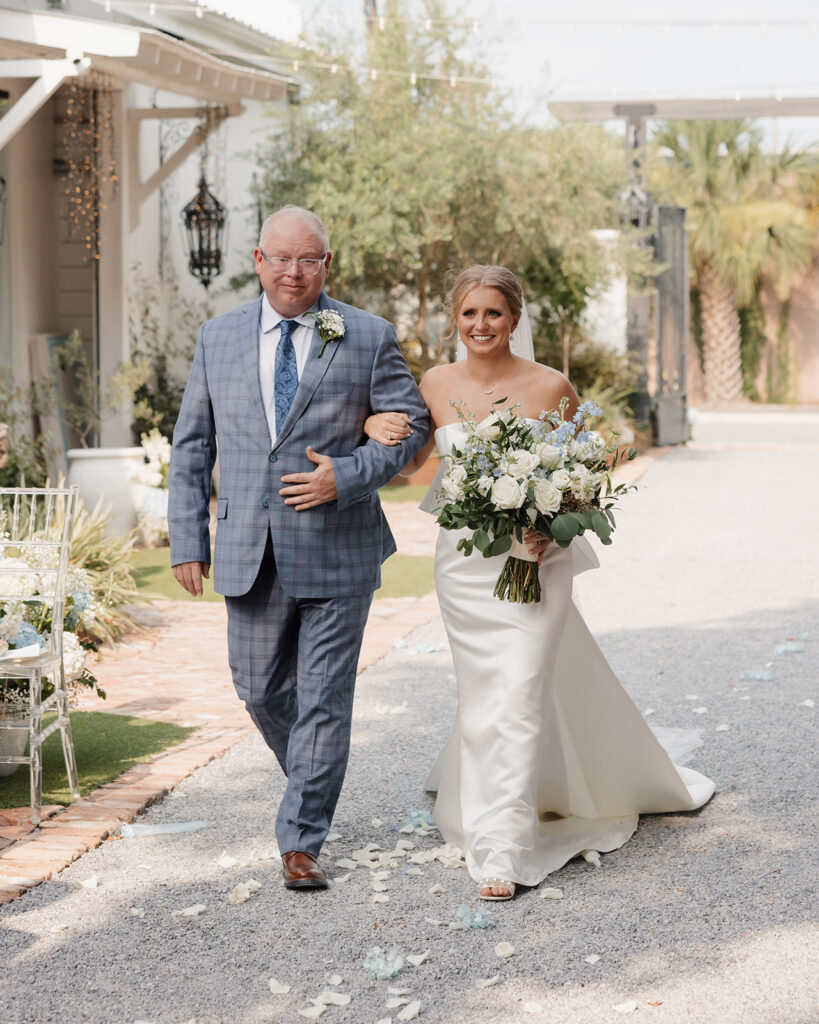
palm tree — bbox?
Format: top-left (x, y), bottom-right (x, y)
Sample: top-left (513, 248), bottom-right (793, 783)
top-left (651, 120), bottom-right (813, 402)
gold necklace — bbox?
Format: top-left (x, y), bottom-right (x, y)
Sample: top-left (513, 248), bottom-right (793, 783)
top-left (468, 363), bottom-right (516, 396)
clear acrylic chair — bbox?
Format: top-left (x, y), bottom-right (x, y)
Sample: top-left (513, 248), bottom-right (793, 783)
top-left (0, 486), bottom-right (81, 823)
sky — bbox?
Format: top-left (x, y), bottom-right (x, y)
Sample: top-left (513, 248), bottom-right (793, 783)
top-left (292, 0), bottom-right (819, 149)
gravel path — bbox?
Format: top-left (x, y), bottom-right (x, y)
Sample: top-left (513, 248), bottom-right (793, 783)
top-left (1, 411), bottom-right (817, 1024)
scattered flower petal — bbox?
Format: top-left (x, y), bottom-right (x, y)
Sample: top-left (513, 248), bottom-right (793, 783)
top-left (217, 853), bottom-right (240, 869)
top-left (388, 986), bottom-right (412, 996)
top-left (389, 702), bottom-right (409, 714)
top-left (297, 1006), bottom-right (326, 1019)
top-left (375, 1019), bottom-right (392, 1024)
top-left (314, 992), bottom-right (351, 1006)
top-left (372, 870), bottom-right (391, 881)
top-left (614, 1000), bottom-right (638, 1013)
top-left (396, 840), bottom-right (414, 851)
top-left (448, 921), bottom-right (467, 931)
top-left (684, 694), bottom-right (699, 701)
top-left (802, 699), bottom-right (815, 708)
top-left (365, 947), bottom-right (404, 980)
top-left (372, 880), bottom-right (389, 892)
top-left (372, 817), bottom-right (384, 827)
top-left (475, 975), bottom-right (501, 989)
top-left (396, 1001), bottom-right (421, 1021)
top-left (457, 905), bottom-right (494, 929)
top-left (80, 876), bottom-right (99, 889)
top-left (387, 997), bottom-right (411, 1009)
top-left (49, 923), bottom-right (68, 932)
top-left (643, 708), bottom-right (655, 716)
top-left (740, 670), bottom-right (774, 681)
top-left (172, 904), bottom-right (206, 918)
top-left (334, 873), bottom-right (351, 883)
top-left (495, 941), bottom-right (515, 958)
top-left (775, 641), bottom-right (805, 655)
top-left (405, 867), bottom-right (423, 877)
top-left (425, 918), bottom-right (444, 927)
top-left (326, 974), bottom-right (342, 986)
top-left (373, 893), bottom-right (390, 904)
top-left (522, 1003), bottom-right (542, 1014)
top-left (129, 907), bottom-right (146, 918)
top-left (715, 724), bottom-right (730, 732)
top-left (584, 954), bottom-right (600, 964)
top-left (539, 887), bottom-right (563, 900)
top-left (429, 884), bottom-right (446, 895)
top-left (335, 859), bottom-right (359, 870)
top-left (692, 706), bottom-right (708, 715)
top-left (228, 879), bottom-right (261, 904)
top-left (268, 979), bottom-right (291, 994)
top-left (406, 950), bottom-right (429, 966)
top-left (581, 849), bottom-right (601, 867)
top-left (325, 832), bottom-right (342, 842)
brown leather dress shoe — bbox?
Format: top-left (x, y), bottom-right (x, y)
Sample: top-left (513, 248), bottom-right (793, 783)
top-left (281, 851), bottom-right (329, 890)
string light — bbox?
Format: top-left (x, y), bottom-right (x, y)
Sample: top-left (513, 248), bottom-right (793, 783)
top-left (104, 0), bottom-right (111, 12)
top-left (449, 74), bottom-right (456, 88)
top-left (148, 2), bottom-right (155, 13)
top-left (410, 71), bottom-right (417, 85)
top-left (370, 69), bottom-right (377, 81)
top-left (292, 60), bottom-right (299, 72)
top-left (761, 22), bottom-right (768, 34)
top-left (712, 23), bottom-right (719, 35)
top-left (195, 4), bottom-right (203, 19)
top-left (378, 16), bottom-right (385, 30)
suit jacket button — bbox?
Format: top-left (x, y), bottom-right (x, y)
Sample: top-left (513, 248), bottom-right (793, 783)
top-left (262, 496), bottom-right (270, 508)
top-left (268, 453), bottom-right (278, 463)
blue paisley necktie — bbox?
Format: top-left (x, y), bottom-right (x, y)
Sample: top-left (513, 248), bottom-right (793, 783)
top-left (274, 319), bottom-right (300, 434)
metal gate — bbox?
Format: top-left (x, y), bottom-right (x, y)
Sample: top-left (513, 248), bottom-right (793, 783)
top-left (652, 205), bottom-right (689, 445)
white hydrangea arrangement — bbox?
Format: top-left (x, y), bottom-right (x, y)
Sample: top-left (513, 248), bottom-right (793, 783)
top-left (436, 399), bottom-right (637, 602)
top-left (0, 547), bottom-right (99, 708)
top-left (133, 428), bottom-right (171, 546)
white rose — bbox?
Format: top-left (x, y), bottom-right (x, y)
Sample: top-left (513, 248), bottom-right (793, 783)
top-left (441, 478), bottom-right (465, 502)
top-left (506, 449), bottom-right (540, 477)
top-left (490, 475), bottom-right (526, 510)
top-left (533, 479), bottom-right (563, 515)
top-left (533, 442), bottom-right (563, 470)
top-left (550, 468), bottom-right (571, 490)
top-left (62, 631), bottom-right (86, 683)
top-left (476, 474), bottom-right (493, 496)
top-left (448, 465), bottom-right (467, 486)
top-left (475, 416), bottom-right (502, 441)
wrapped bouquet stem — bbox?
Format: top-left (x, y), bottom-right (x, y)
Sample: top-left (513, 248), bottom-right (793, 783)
top-left (436, 399), bottom-right (638, 603)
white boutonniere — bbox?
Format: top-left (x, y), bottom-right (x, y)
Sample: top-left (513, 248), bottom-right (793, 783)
top-left (307, 310), bottom-right (345, 358)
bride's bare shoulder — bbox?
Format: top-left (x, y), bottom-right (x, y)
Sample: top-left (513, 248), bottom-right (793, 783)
top-left (420, 362), bottom-right (461, 395)
top-left (528, 362), bottom-right (577, 402)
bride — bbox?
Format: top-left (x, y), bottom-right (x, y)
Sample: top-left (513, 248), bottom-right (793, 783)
top-left (365, 265), bottom-right (714, 901)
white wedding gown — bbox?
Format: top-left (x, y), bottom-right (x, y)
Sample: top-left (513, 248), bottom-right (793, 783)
top-left (422, 421), bottom-right (715, 886)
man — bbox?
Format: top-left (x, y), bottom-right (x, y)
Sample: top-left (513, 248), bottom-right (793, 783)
top-left (168, 206), bottom-right (429, 890)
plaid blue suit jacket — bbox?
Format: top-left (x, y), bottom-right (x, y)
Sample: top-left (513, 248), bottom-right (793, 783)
top-left (168, 293), bottom-right (430, 597)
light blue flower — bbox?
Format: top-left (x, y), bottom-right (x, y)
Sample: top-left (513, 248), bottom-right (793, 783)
top-left (12, 622), bottom-right (44, 650)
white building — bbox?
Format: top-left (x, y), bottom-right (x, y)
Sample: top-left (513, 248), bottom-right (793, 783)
top-left (0, 0), bottom-right (299, 460)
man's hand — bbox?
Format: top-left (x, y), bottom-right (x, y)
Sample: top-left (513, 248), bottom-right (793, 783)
top-left (280, 446), bottom-right (338, 510)
top-left (172, 561), bottom-right (210, 596)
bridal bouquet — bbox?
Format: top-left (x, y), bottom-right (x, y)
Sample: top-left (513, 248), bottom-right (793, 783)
top-left (436, 400), bottom-right (637, 603)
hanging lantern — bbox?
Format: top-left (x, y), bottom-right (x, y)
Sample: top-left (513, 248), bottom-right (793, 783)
top-left (181, 175), bottom-right (226, 289)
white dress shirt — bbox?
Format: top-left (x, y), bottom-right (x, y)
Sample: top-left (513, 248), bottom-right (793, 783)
top-left (258, 294), bottom-right (316, 447)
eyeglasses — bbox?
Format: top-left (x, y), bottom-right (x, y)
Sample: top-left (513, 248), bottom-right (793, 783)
top-left (259, 250), bottom-right (327, 275)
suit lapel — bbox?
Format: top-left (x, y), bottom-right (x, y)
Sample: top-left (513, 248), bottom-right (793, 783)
top-left (237, 297), bottom-right (270, 439)
top-left (272, 293), bottom-right (343, 450)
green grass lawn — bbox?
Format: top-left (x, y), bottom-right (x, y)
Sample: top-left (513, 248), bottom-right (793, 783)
top-left (130, 549), bottom-right (434, 602)
top-left (0, 712), bottom-right (193, 808)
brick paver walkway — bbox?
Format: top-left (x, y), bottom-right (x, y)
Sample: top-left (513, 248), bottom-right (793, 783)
top-left (0, 450), bottom-right (659, 904)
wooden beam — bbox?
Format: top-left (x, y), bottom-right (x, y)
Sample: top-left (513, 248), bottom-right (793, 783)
top-left (0, 58), bottom-right (91, 152)
top-left (127, 105), bottom-right (239, 230)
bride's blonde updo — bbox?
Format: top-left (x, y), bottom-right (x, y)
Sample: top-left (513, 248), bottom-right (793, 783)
top-left (446, 266), bottom-right (523, 337)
